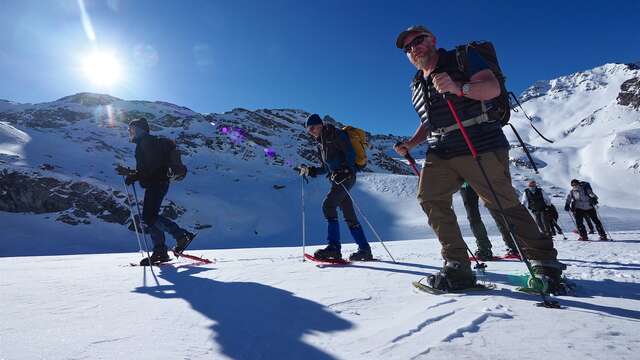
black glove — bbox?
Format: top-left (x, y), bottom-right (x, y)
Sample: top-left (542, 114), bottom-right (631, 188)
top-left (564, 205), bottom-right (570, 212)
top-left (590, 197), bottom-right (598, 206)
top-left (330, 168), bottom-right (353, 184)
top-left (115, 164), bottom-right (135, 176)
top-left (125, 174), bottom-right (138, 186)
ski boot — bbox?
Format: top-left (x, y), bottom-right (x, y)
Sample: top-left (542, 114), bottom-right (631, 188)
top-left (473, 249), bottom-right (494, 261)
top-left (425, 261), bottom-right (477, 292)
top-left (314, 245), bottom-right (342, 261)
top-left (174, 231), bottom-right (197, 254)
top-left (349, 247), bottom-right (373, 261)
top-left (140, 251), bottom-right (171, 266)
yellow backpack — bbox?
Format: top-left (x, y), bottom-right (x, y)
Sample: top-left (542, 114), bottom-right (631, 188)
top-left (342, 126), bottom-right (368, 170)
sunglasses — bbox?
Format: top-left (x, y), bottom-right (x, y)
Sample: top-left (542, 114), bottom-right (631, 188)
top-left (403, 34), bottom-right (429, 53)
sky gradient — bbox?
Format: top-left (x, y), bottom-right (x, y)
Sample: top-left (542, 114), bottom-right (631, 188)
top-left (1, 0), bottom-right (638, 135)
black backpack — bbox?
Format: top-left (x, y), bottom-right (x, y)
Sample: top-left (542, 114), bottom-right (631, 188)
top-left (158, 137), bottom-right (187, 181)
top-left (525, 188), bottom-right (546, 211)
top-left (455, 41), bottom-right (511, 126)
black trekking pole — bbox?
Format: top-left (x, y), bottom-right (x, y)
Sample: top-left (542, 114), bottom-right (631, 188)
top-left (394, 142), bottom-right (420, 176)
top-left (593, 205), bottom-right (614, 241)
top-left (508, 123), bottom-right (539, 174)
top-left (131, 184), bottom-right (158, 268)
top-left (339, 183), bottom-right (396, 263)
top-left (443, 93), bottom-right (559, 308)
top-left (122, 177), bottom-right (145, 257)
top-left (301, 174), bottom-right (307, 260)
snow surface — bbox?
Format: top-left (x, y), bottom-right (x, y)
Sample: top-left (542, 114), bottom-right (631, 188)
top-left (2, 234), bottom-right (639, 360)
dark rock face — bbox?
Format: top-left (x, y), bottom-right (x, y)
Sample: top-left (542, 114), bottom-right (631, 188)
top-left (0, 170), bottom-right (130, 226)
top-left (617, 77), bottom-right (640, 109)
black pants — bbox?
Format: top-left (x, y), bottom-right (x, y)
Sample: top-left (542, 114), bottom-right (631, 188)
top-left (322, 176), bottom-right (358, 227)
top-left (142, 182), bottom-right (185, 253)
top-left (575, 208), bottom-right (605, 238)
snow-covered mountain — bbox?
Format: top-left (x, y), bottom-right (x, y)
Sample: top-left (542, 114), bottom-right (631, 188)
top-left (508, 62), bottom-right (640, 209)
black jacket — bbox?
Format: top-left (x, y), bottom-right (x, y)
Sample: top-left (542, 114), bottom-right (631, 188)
top-left (135, 134), bottom-right (169, 188)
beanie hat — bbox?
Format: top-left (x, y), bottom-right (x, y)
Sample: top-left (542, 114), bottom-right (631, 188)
top-left (305, 114), bottom-right (323, 128)
top-left (129, 118), bottom-right (150, 133)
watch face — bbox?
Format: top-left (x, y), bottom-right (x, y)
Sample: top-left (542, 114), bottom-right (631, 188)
top-left (462, 83), bottom-right (471, 94)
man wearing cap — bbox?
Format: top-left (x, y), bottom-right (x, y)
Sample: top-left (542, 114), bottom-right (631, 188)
top-left (393, 26), bottom-right (565, 293)
top-left (298, 114), bottom-right (373, 261)
top-left (117, 118), bottom-right (195, 266)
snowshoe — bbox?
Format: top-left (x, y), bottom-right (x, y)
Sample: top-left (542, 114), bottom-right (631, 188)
top-left (139, 251), bottom-right (171, 266)
top-left (418, 261), bottom-right (477, 293)
top-left (349, 248), bottom-right (374, 261)
top-left (521, 265), bottom-right (564, 295)
top-left (313, 246), bottom-right (343, 261)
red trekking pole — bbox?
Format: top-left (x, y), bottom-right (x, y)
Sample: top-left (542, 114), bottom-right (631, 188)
top-left (394, 141), bottom-right (420, 176)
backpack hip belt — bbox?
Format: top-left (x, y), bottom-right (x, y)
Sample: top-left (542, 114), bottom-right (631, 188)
top-left (430, 103), bottom-right (492, 136)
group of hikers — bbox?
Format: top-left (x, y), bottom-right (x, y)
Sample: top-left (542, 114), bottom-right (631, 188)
top-left (118, 24), bottom-right (609, 295)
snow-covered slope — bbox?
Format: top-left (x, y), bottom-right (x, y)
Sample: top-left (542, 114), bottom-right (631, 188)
top-left (2, 234), bottom-right (639, 360)
top-left (508, 63), bottom-right (640, 209)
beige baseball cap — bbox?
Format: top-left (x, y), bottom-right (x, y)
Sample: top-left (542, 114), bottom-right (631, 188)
top-left (395, 25), bottom-right (433, 49)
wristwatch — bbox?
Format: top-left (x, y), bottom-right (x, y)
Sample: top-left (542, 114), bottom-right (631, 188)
top-left (461, 83), bottom-right (471, 96)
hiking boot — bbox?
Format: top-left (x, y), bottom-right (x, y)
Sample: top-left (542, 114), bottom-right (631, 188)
top-left (503, 249), bottom-right (521, 260)
top-left (578, 236), bottom-right (589, 241)
top-left (174, 231), bottom-right (196, 254)
top-left (599, 235), bottom-right (608, 241)
top-left (426, 261), bottom-right (476, 291)
top-left (139, 251), bottom-right (170, 266)
top-left (588, 230), bottom-right (595, 234)
top-left (532, 265), bottom-right (564, 295)
top-left (349, 248), bottom-right (374, 261)
top-left (314, 245), bottom-right (342, 261)
top-left (474, 249), bottom-right (494, 261)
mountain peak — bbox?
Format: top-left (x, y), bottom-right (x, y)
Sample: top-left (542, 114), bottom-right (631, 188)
top-left (55, 93), bottom-right (122, 106)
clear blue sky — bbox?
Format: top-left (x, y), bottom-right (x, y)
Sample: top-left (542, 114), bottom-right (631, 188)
top-left (1, 0), bottom-right (638, 135)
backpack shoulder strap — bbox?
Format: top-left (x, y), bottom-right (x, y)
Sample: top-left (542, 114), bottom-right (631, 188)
top-left (454, 44), bottom-right (470, 78)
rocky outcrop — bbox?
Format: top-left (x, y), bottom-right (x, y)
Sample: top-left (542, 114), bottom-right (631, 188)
top-left (617, 77), bottom-right (640, 109)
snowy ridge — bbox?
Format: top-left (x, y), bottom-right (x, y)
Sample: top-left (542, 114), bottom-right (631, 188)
top-left (508, 62), bottom-right (640, 209)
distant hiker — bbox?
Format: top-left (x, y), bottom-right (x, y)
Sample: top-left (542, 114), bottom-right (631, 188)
top-left (116, 118), bottom-right (195, 266)
top-left (564, 179), bottom-right (607, 241)
top-left (298, 114), bottom-right (373, 261)
top-left (521, 181), bottom-right (553, 236)
top-left (544, 204), bottom-right (565, 237)
top-left (393, 25), bottom-right (565, 293)
top-left (459, 181), bottom-right (519, 260)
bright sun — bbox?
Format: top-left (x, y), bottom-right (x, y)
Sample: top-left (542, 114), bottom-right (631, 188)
top-left (82, 51), bottom-right (123, 86)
